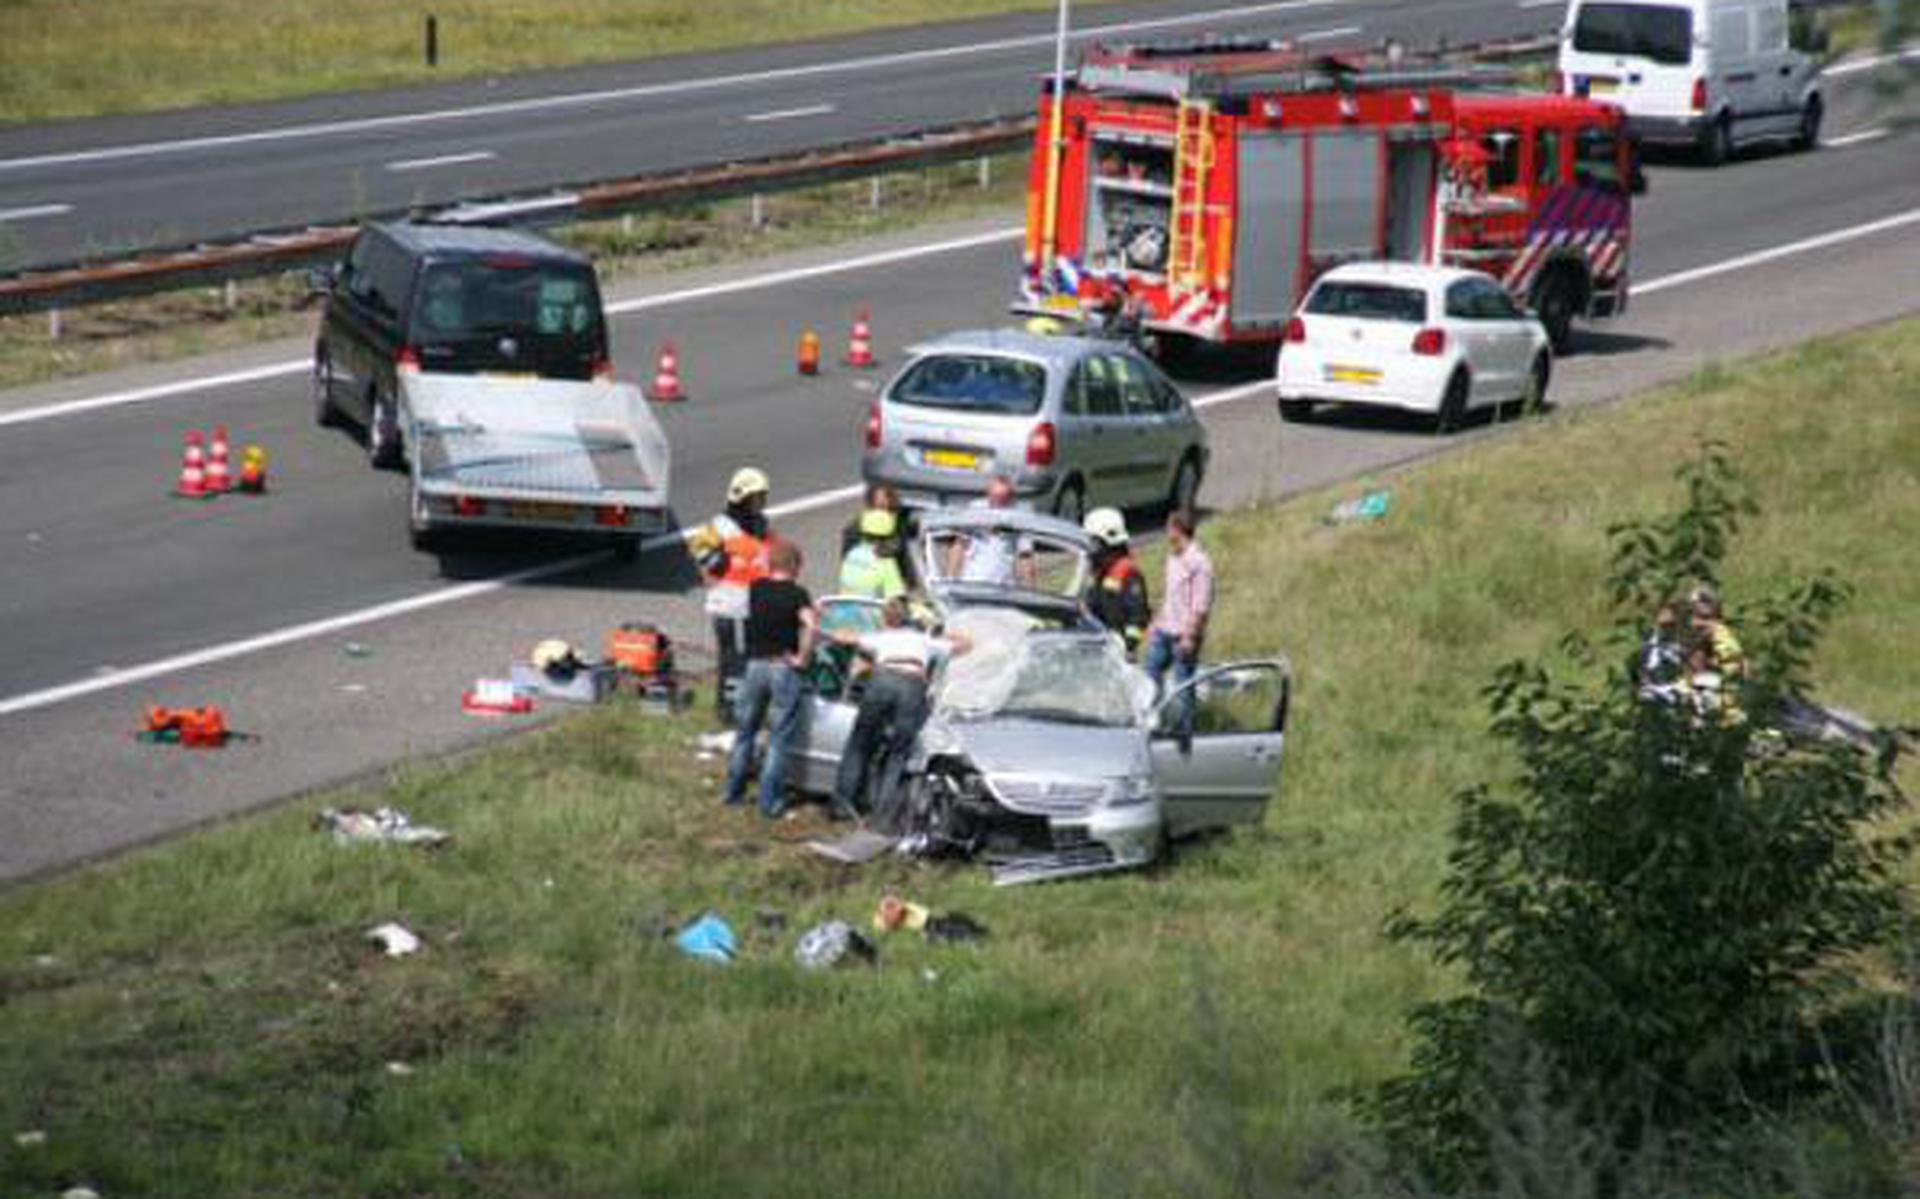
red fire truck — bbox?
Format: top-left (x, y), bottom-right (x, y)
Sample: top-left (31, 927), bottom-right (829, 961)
top-left (1017, 42), bottom-right (1643, 353)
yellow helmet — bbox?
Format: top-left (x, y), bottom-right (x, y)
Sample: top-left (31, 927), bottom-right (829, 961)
top-left (727, 467), bottom-right (770, 504)
top-left (1025, 315), bottom-right (1068, 336)
top-left (859, 509), bottom-right (898, 539)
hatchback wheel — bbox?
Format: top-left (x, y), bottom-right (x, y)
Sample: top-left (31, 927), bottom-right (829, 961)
top-left (1435, 370), bottom-right (1471, 435)
top-left (313, 351), bottom-right (340, 428)
top-left (367, 387), bottom-right (403, 471)
top-left (1167, 456), bottom-right (1202, 516)
top-left (1523, 355), bottom-right (1551, 416)
top-left (1051, 477), bottom-right (1086, 525)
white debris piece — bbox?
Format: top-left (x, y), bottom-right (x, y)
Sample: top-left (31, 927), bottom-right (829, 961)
top-left (365, 922), bottom-right (423, 957)
top-left (318, 807), bottom-right (449, 847)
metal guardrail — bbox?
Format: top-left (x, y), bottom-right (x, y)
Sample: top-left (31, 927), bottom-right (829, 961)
top-left (0, 31), bottom-right (1561, 318)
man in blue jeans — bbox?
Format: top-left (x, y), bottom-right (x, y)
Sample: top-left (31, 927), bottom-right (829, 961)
top-left (1143, 508), bottom-right (1214, 732)
top-left (724, 539), bottom-right (817, 818)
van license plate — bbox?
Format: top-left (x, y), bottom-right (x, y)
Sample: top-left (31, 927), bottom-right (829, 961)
top-left (1586, 77), bottom-right (1618, 95)
top-left (1326, 365), bottom-right (1381, 385)
top-left (923, 448), bottom-right (983, 470)
top-left (509, 501), bottom-right (577, 521)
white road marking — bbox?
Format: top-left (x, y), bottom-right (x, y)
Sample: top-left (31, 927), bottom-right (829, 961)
top-left (0, 0), bottom-right (1339, 173)
top-left (0, 203), bottom-right (72, 223)
top-left (385, 150), bottom-right (498, 172)
top-left (743, 104), bottom-right (837, 124)
top-left (1517, 0), bottom-right (1562, 10)
top-left (1822, 127), bottom-right (1889, 149)
top-left (1826, 45), bottom-right (1920, 77)
top-left (1297, 24), bottom-right (1364, 42)
top-left (3, 203), bottom-right (1919, 718)
top-left (0, 225), bottom-right (1022, 429)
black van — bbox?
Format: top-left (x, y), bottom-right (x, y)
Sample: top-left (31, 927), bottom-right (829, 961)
top-left (312, 222), bottom-right (612, 468)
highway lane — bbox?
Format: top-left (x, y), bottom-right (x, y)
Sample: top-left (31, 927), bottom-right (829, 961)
top-left (0, 91), bottom-right (1916, 880)
top-left (0, 0), bottom-right (1570, 270)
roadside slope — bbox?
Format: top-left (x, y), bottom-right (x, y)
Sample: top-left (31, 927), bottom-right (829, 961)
top-left (3, 320), bottom-right (1915, 1197)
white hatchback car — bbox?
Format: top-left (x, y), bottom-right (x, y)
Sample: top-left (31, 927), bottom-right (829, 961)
top-left (1275, 263), bottom-right (1552, 432)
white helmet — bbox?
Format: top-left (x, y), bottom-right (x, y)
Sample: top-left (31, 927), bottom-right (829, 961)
top-left (1083, 507), bottom-right (1129, 549)
top-left (727, 466), bottom-right (770, 504)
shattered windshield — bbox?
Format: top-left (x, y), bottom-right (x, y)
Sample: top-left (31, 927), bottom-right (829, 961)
top-left (940, 626), bottom-right (1146, 728)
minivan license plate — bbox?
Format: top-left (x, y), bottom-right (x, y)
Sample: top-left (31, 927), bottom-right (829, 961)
top-left (923, 448), bottom-right (982, 470)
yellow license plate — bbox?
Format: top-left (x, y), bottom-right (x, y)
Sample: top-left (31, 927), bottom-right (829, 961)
top-left (1042, 295), bottom-right (1082, 312)
top-left (1326, 366), bottom-right (1381, 385)
top-left (923, 448), bottom-right (983, 470)
top-left (508, 501), bottom-right (577, 521)
top-left (483, 370), bottom-right (540, 380)
top-left (1587, 77), bottom-right (1618, 95)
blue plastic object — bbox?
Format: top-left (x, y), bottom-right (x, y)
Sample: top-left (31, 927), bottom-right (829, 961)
top-left (674, 912), bottom-right (737, 963)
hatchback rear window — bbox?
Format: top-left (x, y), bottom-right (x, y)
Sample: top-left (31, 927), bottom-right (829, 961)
top-left (1304, 282), bottom-right (1428, 323)
top-left (413, 260), bottom-right (603, 342)
top-left (890, 354), bottom-right (1048, 415)
top-left (1573, 3), bottom-right (1693, 66)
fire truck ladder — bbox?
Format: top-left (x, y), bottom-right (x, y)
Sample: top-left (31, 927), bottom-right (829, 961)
top-left (1169, 98), bottom-right (1215, 289)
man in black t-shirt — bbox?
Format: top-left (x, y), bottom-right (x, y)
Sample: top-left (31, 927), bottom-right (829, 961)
top-left (724, 539), bottom-right (817, 818)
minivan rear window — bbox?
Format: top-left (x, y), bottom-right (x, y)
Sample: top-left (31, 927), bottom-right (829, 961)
top-left (1304, 282), bottom-right (1428, 324)
top-left (890, 354), bottom-right (1048, 415)
top-left (413, 260), bottom-right (603, 343)
top-left (1573, 3), bottom-right (1693, 66)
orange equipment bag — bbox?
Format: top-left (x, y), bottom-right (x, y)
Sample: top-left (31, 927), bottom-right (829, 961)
top-left (606, 623), bottom-right (671, 678)
top-left (142, 705), bottom-right (230, 747)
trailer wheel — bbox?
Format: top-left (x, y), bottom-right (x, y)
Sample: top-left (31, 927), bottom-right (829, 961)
top-left (1278, 398), bottom-right (1315, 424)
top-left (612, 534), bottom-right (641, 563)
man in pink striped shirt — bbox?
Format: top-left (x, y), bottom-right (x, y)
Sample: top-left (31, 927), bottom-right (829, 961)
top-left (1144, 508), bottom-right (1214, 727)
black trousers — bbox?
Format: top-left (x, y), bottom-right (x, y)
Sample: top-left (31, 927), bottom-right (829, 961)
top-left (712, 616), bottom-right (747, 724)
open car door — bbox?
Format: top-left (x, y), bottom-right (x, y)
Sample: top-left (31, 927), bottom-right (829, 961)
top-left (791, 596), bottom-right (889, 796)
top-left (1149, 659), bottom-right (1290, 839)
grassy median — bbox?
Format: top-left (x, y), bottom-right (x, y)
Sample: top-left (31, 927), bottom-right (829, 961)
top-left (0, 0), bottom-right (1128, 124)
top-left (3, 322), bottom-right (1917, 1196)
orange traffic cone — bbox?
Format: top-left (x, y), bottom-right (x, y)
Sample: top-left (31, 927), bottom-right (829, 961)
top-left (205, 424), bottom-right (233, 493)
top-left (797, 329), bottom-right (822, 376)
top-left (648, 342), bottom-right (686, 402)
top-left (845, 308), bottom-right (876, 369)
top-left (238, 445), bottom-right (269, 494)
top-left (174, 431), bottom-right (212, 499)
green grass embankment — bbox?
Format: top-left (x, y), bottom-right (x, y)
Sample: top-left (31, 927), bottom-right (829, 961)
top-left (2, 322), bottom-right (1916, 1196)
top-left (0, 0), bottom-right (1125, 123)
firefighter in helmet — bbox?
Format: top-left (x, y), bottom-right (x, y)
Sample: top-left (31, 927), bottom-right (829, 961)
top-left (1082, 507), bottom-right (1151, 659)
top-left (688, 467), bottom-right (772, 725)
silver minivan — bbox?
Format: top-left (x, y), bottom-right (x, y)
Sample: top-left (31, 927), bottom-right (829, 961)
top-left (860, 329), bottom-right (1209, 522)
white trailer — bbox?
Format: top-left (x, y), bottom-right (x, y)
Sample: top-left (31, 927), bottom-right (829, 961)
top-left (401, 374), bottom-right (671, 558)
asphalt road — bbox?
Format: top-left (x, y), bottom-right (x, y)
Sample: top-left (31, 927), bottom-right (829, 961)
top-left (0, 0), bottom-right (1572, 271)
top-left (0, 66), bottom-right (1916, 883)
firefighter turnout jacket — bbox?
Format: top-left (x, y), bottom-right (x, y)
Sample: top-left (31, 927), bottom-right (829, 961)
top-left (688, 507), bottom-right (770, 619)
top-left (1088, 553), bottom-right (1151, 655)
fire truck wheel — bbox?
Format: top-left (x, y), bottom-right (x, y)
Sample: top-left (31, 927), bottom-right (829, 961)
top-left (1278, 399), bottom-right (1315, 424)
top-left (1051, 477), bottom-right (1086, 525)
top-left (407, 492), bottom-right (440, 554)
top-left (1435, 370), bottom-right (1471, 435)
top-left (1533, 271), bottom-right (1580, 355)
top-left (313, 350), bottom-right (341, 428)
top-left (1699, 115), bottom-right (1732, 167)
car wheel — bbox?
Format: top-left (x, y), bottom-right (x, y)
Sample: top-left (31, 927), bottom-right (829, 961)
top-left (1277, 398), bottom-right (1315, 423)
top-left (1051, 477), bottom-right (1086, 525)
top-left (367, 386), bottom-right (403, 471)
top-left (407, 486), bottom-right (438, 552)
top-left (1167, 455), bottom-right (1202, 516)
top-left (1699, 114), bottom-right (1732, 166)
top-left (1523, 354), bottom-right (1551, 417)
top-left (1795, 95), bottom-right (1823, 152)
top-left (1532, 270), bottom-right (1579, 356)
top-left (312, 350), bottom-right (341, 428)
top-left (1435, 370), bottom-right (1471, 435)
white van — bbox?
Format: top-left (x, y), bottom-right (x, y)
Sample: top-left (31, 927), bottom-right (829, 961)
top-left (1559, 0), bottom-right (1824, 164)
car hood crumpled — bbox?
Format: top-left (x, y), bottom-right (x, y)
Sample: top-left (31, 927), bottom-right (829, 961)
top-left (930, 718), bottom-right (1149, 783)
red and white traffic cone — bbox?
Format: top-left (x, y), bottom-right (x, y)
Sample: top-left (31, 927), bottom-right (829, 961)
top-left (648, 342), bottom-right (686, 402)
top-left (174, 431), bottom-right (212, 499)
top-left (205, 424), bottom-right (233, 493)
top-left (844, 308), bottom-right (876, 369)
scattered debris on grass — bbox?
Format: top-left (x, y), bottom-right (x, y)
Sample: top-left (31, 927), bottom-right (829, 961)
top-left (673, 913), bottom-right (737, 963)
top-left (795, 920), bottom-right (877, 971)
top-left (316, 806), bottom-right (450, 847)
top-left (1326, 488), bottom-right (1394, 525)
top-left (365, 922), bottom-right (422, 957)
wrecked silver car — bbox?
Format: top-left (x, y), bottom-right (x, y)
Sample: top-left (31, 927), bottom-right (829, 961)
top-left (793, 508), bottom-right (1289, 884)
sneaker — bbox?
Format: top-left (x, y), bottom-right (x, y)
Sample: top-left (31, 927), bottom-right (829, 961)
top-left (828, 805), bottom-right (861, 824)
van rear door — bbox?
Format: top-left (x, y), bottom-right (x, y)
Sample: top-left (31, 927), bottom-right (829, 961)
top-left (1563, 1), bottom-right (1702, 122)
top-left (410, 257), bottom-right (607, 381)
